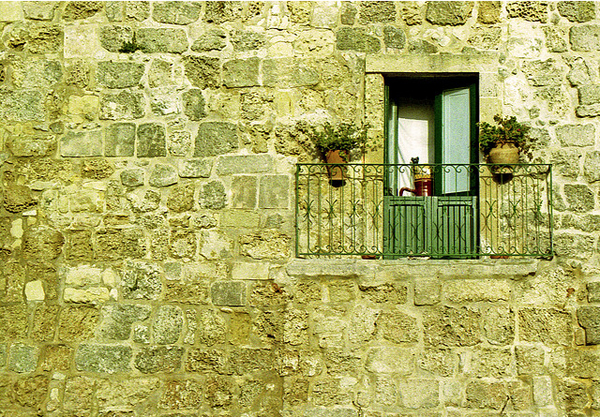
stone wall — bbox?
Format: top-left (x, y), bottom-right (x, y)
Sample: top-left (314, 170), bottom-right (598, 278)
top-left (1, 1), bottom-right (600, 416)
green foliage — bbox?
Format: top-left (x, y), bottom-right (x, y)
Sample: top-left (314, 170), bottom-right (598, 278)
top-left (479, 114), bottom-right (531, 156)
top-left (119, 41), bottom-right (140, 53)
top-left (309, 122), bottom-right (371, 161)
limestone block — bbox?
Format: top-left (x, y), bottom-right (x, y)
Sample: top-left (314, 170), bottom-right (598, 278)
top-left (519, 345), bottom-right (547, 375)
top-left (521, 59), bottom-right (564, 87)
top-left (0, 305), bottom-right (28, 341)
top-left (98, 304), bottom-right (151, 341)
top-left (75, 344), bottom-right (132, 373)
top-left (22, 226), bottom-right (64, 260)
top-left (121, 260), bottom-right (162, 300)
top-left (179, 158), bottom-right (212, 178)
top-left (220, 210), bottom-right (260, 229)
top-left (3, 184), bottom-right (36, 213)
top-left (64, 25), bottom-right (104, 59)
top-left (64, 287), bottom-right (111, 303)
top-left (231, 29), bottom-right (266, 51)
top-left (105, 122), bottom-right (136, 157)
top-left (567, 349), bottom-right (600, 378)
top-left (96, 378), bottom-right (160, 411)
top-left (138, 123), bottom-right (166, 157)
top-left (0, 90), bottom-right (45, 122)
top-left (216, 154), bottom-right (273, 176)
top-left (182, 89), bottom-right (206, 121)
top-left (558, 1), bottom-right (595, 22)
top-left (239, 230), bottom-right (291, 260)
top-left (97, 61), bottom-right (144, 89)
top-left (198, 180), bottom-right (226, 210)
top-left (149, 164), bottom-right (178, 187)
top-left (414, 279), bottom-right (440, 305)
top-left (544, 26), bottom-right (569, 53)
top-left (184, 56), bottom-right (220, 89)
top-left (12, 59), bottom-right (62, 89)
top-left (8, 134), bottom-right (56, 157)
top-left (23, 2), bottom-right (58, 21)
top-left (312, 2), bottom-right (338, 28)
top-left (340, 2), bottom-right (358, 25)
top-left (263, 58), bottom-right (320, 88)
top-left (259, 175), bottom-right (289, 209)
top-left (423, 306), bottom-right (482, 347)
top-left (100, 24), bottom-right (134, 52)
top-left (60, 130), bottom-right (102, 157)
top-left (167, 184), bottom-right (194, 213)
top-left (483, 305), bottom-right (514, 346)
top-left (377, 310), bottom-right (419, 344)
top-left (199, 229), bottom-right (232, 260)
top-left (398, 379), bottom-right (439, 409)
top-left (212, 281), bottom-right (246, 306)
top-left (152, 87), bottom-right (180, 115)
top-left (65, 266), bottom-right (103, 287)
top-left (0, 3), bottom-right (23, 22)
top-left (564, 184), bottom-right (595, 212)
top-left (63, 1), bottom-right (103, 20)
top-left (588, 282), bottom-right (600, 302)
top-left (231, 176), bottom-right (257, 209)
top-left (576, 306), bottom-right (600, 345)
top-left (335, 26), bottom-right (381, 53)
top-left (137, 28), bottom-right (188, 53)
top-left (195, 122), bottom-right (238, 157)
top-left (465, 380), bottom-right (509, 409)
top-left (120, 168), bottom-right (145, 188)
top-left (8, 343), bottom-right (38, 373)
top-left (555, 124), bottom-right (595, 147)
top-left (478, 1), bottom-right (501, 24)
top-left (152, 1), bottom-right (201, 24)
top-left (359, 282), bottom-right (408, 304)
top-left (67, 95), bottom-right (99, 123)
top-left (169, 130), bottom-right (193, 156)
top-left (426, 1), bottom-right (473, 25)
top-left (153, 305), bottom-right (184, 344)
top-left (191, 28), bottom-right (227, 51)
top-left (570, 24), bottom-right (600, 51)
top-left (383, 26), bottom-right (406, 49)
top-left (443, 279), bottom-right (510, 302)
top-left (365, 347), bottom-right (414, 375)
top-left (223, 57), bottom-right (260, 88)
top-left (584, 151), bottom-right (600, 183)
top-left (506, 1), bottom-right (548, 22)
top-left (231, 262), bottom-right (270, 280)
top-left (519, 308), bottom-right (573, 346)
top-left (100, 90), bottom-right (145, 120)
top-left (418, 348), bottom-right (457, 377)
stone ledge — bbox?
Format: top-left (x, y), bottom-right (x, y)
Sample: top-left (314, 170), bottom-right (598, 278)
top-left (287, 258), bottom-right (540, 279)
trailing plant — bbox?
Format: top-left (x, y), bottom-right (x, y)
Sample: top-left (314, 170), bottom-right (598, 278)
top-left (119, 39), bottom-right (141, 53)
top-left (310, 122), bottom-right (372, 162)
top-left (478, 114), bottom-right (531, 157)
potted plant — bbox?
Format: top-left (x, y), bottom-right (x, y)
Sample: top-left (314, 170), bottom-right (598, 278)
top-left (479, 114), bottom-right (531, 164)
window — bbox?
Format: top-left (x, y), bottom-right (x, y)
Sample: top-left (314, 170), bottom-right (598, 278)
top-left (384, 76), bottom-right (479, 257)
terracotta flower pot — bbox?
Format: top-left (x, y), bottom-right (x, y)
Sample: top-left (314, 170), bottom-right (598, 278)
top-left (325, 150), bottom-right (347, 182)
top-left (488, 143), bottom-right (520, 164)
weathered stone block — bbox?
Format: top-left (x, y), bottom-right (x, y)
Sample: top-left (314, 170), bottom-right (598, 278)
top-left (12, 59), bottom-right (62, 89)
top-left (76, 344), bottom-right (132, 373)
top-left (584, 151), bottom-right (600, 182)
top-left (137, 123), bottom-right (166, 157)
top-left (182, 89), bottom-right (206, 121)
top-left (8, 343), bottom-right (38, 373)
top-left (564, 184), bottom-right (595, 212)
top-left (398, 379), bottom-right (439, 409)
top-left (121, 260), bottom-right (162, 300)
top-left (191, 28), bottom-right (227, 51)
top-left (184, 56), bottom-right (220, 89)
top-left (137, 28), bottom-right (188, 53)
top-left (8, 134), bottom-right (56, 157)
top-left (444, 279), bottom-right (510, 302)
top-left (153, 305), bottom-right (184, 344)
top-left (22, 226), bottom-right (64, 260)
top-left (555, 124), bottom-right (595, 147)
top-left (0, 90), bottom-right (45, 121)
top-left (506, 1), bottom-right (548, 22)
top-left (96, 228), bottom-right (147, 260)
top-left (204, 1), bottom-right (243, 23)
top-left (466, 380), bottom-right (509, 409)
top-left (135, 346), bottom-right (184, 373)
top-left (0, 305), bottom-right (28, 342)
top-left (166, 184), bottom-right (194, 213)
top-left (3, 184), bottom-right (36, 213)
top-left (426, 1), bottom-right (474, 25)
top-left (519, 308), bottom-right (572, 346)
top-left (63, 1), bottom-right (103, 20)
top-left (178, 158), bottom-right (212, 178)
top-left (588, 281), bottom-right (600, 302)
top-left (149, 164), bottom-right (178, 187)
top-left (198, 180), bottom-right (226, 210)
top-left (414, 279), bottom-right (440, 305)
top-left (120, 168), bottom-right (145, 188)
top-left (31, 304), bottom-right (59, 342)
top-left (100, 24), bottom-right (134, 52)
top-left (570, 24), bottom-right (600, 51)
top-left (383, 26), bottom-right (406, 49)
top-left (359, 1), bottom-right (396, 23)
top-left (0, 1), bottom-right (24, 21)
top-left (223, 57), bottom-right (260, 88)
top-left (558, 1), bottom-right (595, 22)
top-left (365, 347), bottom-right (414, 375)
top-left (212, 281), bottom-right (246, 306)
top-left (478, 1), bottom-right (501, 23)
top-left (195, 122), bottom-right (238, 157)
top-left (423, 306), bottom-right (481, 347)
top-left (576, 306), bottom-right (600, 345)
top-left (231, 30), bottom-right (266, 51)
top-left (58, 306), bottom-right (99, 341)
top-left (417, 348), bottom-right (456, 376)
top-left (259, 175), bottom-right (290, 209)
top-left (40, 344), bottom-right (72, 372)
top-left (100, 90), bottom-right (145, 120)
top-left (483, 304), bottom-right (515, 346)
top-left (98, 304), bottom-right (151, 341)
top-left (359, 282), bottom-right (408, 304)
top-left (97, 61), bottom-right (144, 90)
top-left (240, 230), bottom-right (291, 260)
top-left (97, 378), bottom-right (160, 411)
top-left (263, 58), bottom-right (320, 88)
top-left (61, 130), bottom-right (103, 157)
top-left (377, 311), bottom-right (419, 344)
top-left (105, 123), bottom-right (136, 157)
top-left (167, 130), bottom-right (192, 156)
top-left (152, 1), bottom-right (200, 24)
top-left (231, 176), bottom-right (257, 209)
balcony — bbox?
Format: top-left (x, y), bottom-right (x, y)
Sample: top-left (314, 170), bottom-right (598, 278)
top-left (295, 163), bottom-right (553, 258)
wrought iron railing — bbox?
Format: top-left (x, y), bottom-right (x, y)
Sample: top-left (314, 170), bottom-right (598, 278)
top-left (295, 163), bottom-right (553, 258)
